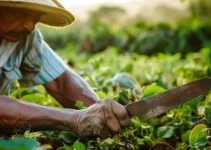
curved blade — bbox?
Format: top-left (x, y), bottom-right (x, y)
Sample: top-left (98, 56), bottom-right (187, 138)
top-left (125, 77), bottom-right (211, 121)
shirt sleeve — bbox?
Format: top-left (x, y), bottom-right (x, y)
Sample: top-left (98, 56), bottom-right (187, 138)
top-left (19, 29), bottom-right (68, 87)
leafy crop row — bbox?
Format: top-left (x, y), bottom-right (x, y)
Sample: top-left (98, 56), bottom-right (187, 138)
top-left (1, 45), bottom-right (210, 149)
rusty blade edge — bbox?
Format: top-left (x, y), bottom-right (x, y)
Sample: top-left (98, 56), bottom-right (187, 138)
top-left (125, 77), bottom-right (211, 121)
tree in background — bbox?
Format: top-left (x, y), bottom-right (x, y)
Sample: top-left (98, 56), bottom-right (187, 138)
top-left (183, 0), bottom-right (211, 19)
top-left (88, 6), bottom-right (127, 25)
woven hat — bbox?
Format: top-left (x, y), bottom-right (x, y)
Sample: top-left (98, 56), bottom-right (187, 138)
top-left (0, 0), bottom-right (75, 27)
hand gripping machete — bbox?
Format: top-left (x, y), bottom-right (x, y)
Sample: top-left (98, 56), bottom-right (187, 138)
top-left (125, 77), bottom-right (211, 121)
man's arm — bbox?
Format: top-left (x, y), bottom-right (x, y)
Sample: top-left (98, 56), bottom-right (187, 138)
top-left (0, 96), bottom-right (79, 134)
top-left (44, 69), bottom-right (100, 108)
top-left (0, 96), bottom-right (130, 138)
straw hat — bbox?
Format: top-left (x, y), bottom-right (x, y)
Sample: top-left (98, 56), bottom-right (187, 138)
top-left (0, 0), bottom-right (75, 27)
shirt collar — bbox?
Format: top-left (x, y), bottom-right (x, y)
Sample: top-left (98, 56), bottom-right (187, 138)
top-left (0, 39), bottom-right (19, 67)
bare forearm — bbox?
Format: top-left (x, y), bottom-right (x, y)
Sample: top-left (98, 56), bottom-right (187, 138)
top-left (44, 69), bottom-right (100, 108)
top-left (0, 96), bottom-right (79, 134)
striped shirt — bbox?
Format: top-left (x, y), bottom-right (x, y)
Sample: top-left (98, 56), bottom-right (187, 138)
top-left (0, 29), bottom-right (68, 95)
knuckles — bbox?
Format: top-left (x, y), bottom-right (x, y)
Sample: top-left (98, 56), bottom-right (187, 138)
top-left (76, 98), bottom-right (130, 138)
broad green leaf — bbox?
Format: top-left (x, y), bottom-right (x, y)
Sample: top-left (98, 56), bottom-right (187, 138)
top-left (157, 126), bottom-right (174, 139)
top-left (73, 140), bottom-right (85, 150)
top-left (117, 92), bottom-right (129, 105)
top-left (194, 137), bottom-right (208, 147)
top-left (143, 84), bottom-right (165, 98)
top-left (189, 124), bottom-right (208, 146)
top-left (20, 93), bottom-right (46, 103)
top-left (96, 91), bottom-right (107, 99)
top-left (111, 73), bottom-right (136, 89)
top-left (205, 106), bottom-right (211, 124)
top-left (121, 63), bottom-right (133, 73)
top-left (59, 131), bottom-right (79, 144)
top-left (74, 101), bottom-right (85, 110)
top-left (0, 138), bottom-right (37, 150)
top-left (36, 85), bottom-right (46, 94)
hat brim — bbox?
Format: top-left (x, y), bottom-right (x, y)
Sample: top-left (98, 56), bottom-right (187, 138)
top-left (0, 2), bottom-right (75, 27)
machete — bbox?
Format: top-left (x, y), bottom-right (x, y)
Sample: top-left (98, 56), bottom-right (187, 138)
top-left (125, 77), bottom-right (211, 121)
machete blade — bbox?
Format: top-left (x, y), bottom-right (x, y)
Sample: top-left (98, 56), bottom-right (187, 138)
top-left (125, 77), bottom-right (211, 121)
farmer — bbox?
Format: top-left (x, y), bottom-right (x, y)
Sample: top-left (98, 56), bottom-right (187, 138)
top-left (0, 0), bottom-right (130, 138)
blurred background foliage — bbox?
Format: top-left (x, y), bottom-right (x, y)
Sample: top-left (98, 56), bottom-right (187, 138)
top-left (39, 0), bottom-right (211, 56)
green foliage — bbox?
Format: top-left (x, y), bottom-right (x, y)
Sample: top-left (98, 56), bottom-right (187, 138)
top-left (6, 46), bottom-right (211, 149)
top-left (40, 19), bottom-right (211, 56)
top-left (189, 124), bottom-right (209, 147)
top-left (142, 84), bottom-right (165, 98)
top-left (73, 140), bottom-right (86, 150)
top-left (74, 101), bottom-right (85, 109)
top-left (205, 100), bottom-right (211, 124)
top-left (157, 126), bottom-right (175, 139)
top-left (4, 21), bottom-right (211, 149)
top-left (0, 138), bottom-right (38, 150)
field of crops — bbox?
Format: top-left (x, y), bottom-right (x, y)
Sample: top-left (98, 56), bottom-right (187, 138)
top-left (1, 39), bottom-right (210, 149)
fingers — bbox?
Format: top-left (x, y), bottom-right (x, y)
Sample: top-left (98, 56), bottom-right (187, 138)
top-left (104, 98), bottom-right (131, 127)
top-left (76, 98), bottom-right (130, 138)
top-left (103, 101), bottom-right (121, 133)
top-left (114, 103), bottom-right (130, 126)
